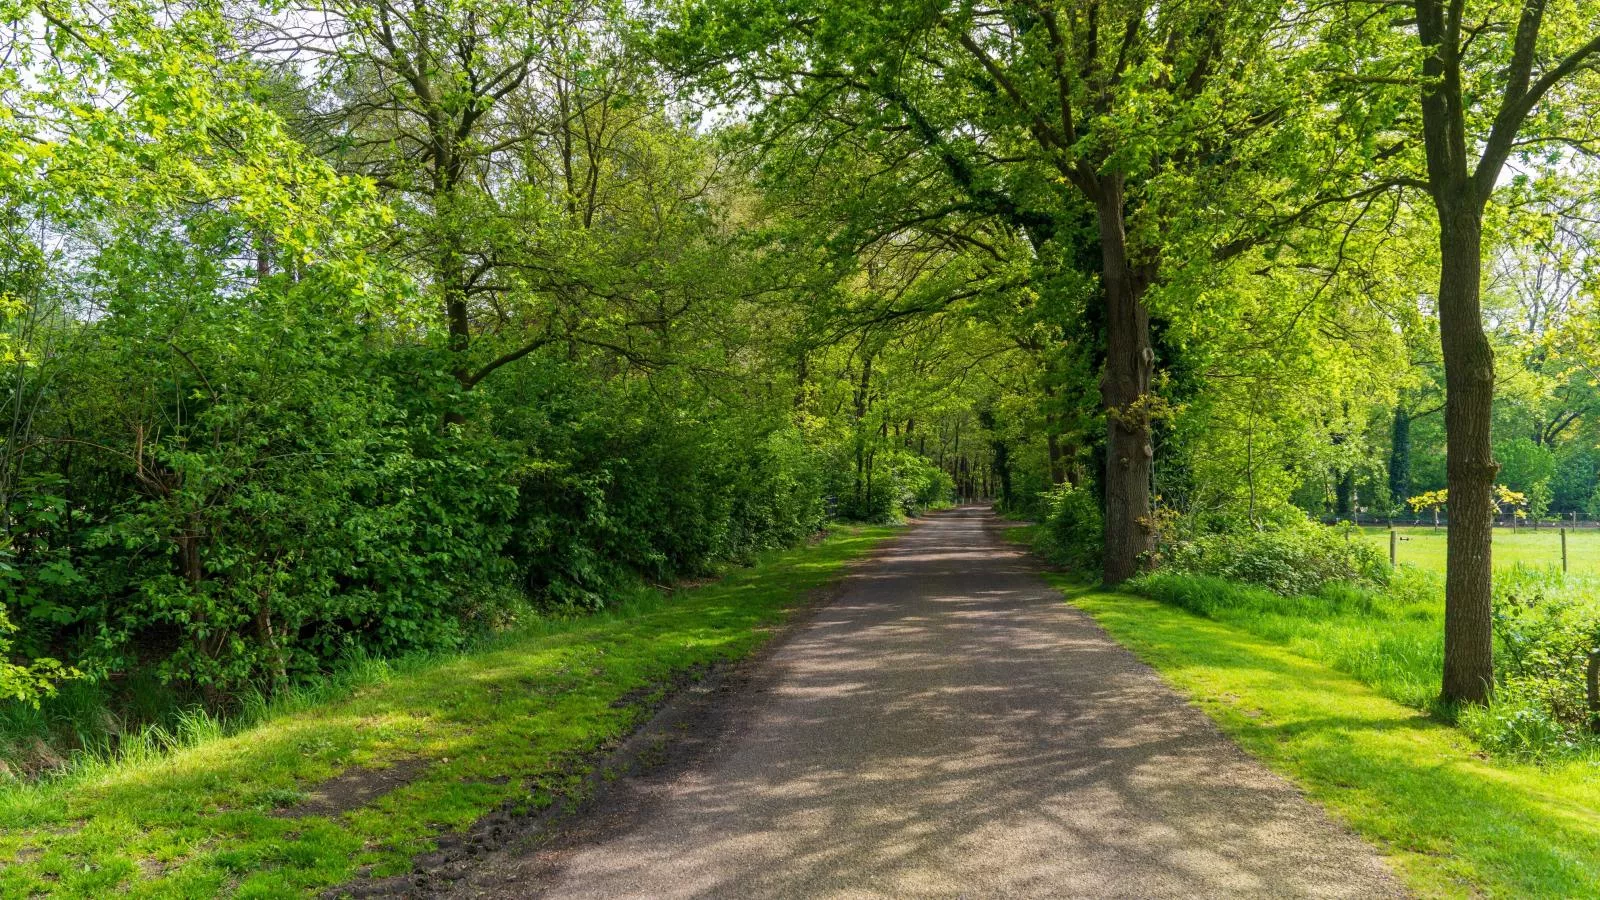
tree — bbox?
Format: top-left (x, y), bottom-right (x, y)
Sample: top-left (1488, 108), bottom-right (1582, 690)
top-left (1398, 0), bottom-right (1599, 702)
top-left (246, 0), bottom-right (729, 414)
top-left (1409, 488), bottom-right (1449, 529)
top-left (1314, 0), bottom-right (1600, 701)
top-left (1389, 405), bottom-right (1412, 512)
top-left (664, 0), bottom-right (1343, 582)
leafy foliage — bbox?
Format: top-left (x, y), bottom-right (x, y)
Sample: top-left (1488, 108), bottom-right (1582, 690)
top-left (1031, 485), bottom-right (1103, 576)
top-left (1161, 522), bottom-right (1391, 597)
top-left (0, 0), bottom-right (1014, 772)
top-left (0, 588), bottom-right (73, 707)
top-left (4, 0), bottom-right (1600, 791)
top-left (1469, 567), bottom-right (1600, 755)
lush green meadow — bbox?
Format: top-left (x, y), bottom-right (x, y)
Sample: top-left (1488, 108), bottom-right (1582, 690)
top-left (1361, 525), bottom-right (1600, 575)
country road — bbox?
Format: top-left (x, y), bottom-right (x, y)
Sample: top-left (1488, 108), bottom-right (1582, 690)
top-left (450, 506), bottom-right (1401, 899)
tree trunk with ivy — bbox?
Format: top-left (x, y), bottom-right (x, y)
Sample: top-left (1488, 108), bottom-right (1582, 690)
top-left (1094, 178), bottom-right (1156, 585)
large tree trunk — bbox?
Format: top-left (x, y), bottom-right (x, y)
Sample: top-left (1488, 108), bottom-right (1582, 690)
top-left (1415, 0), bottom-right (1500, 705)
top-left (1094, 177), bottom-right (1155, 585)
top-left (1437, 199), bottom-right (1498, 704)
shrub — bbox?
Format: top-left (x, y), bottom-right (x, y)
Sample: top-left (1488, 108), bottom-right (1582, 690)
top-left (1034, 484), bottom-right (1103, 575)
top-left (886, 451), bottom-right (955, 515)
top-left (832, 448), bottom-right (953, 523)
top-left (1488, 566), bottom-right (1600, 744)
top-left (1162, 521), bottom-right (1389, 596)
top-left (0, 601), bottom-right (72, 706)
top-left (1460, 688), bottom-right (1586, 759)
top-left (495, 369), bottom-right (835, 609)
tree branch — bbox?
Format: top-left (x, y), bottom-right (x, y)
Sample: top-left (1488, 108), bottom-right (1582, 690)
top-left (464, 334), bottom-right (558, 388)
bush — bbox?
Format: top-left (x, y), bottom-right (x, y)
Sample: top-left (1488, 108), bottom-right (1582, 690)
top-left (3, 328), bottom-right (521, 693)
top-left (1460, 689), bottom-right (1585, 759)
top-left (886, 451), bottom-right (956, 515)
top-left (1034, 484), bottom-right (1103, 575)
top-left (495, 364), bottom-right (835, 609)
top-left (1162, 521), bottom-right (1389, 596)
top-left (0, 600), bottom-right (72, 706)
top-left (1484, 566), bottom-right (1600, 748)
top-left (832, 448), bottom-right (953, 523)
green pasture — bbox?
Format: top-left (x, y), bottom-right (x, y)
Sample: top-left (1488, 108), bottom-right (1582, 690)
top-left (1360, 525), bottom-right (1600, 575)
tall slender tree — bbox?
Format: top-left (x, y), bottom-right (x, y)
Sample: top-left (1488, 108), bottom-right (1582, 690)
top-left (1329, 0), bottom-right (1600, 702)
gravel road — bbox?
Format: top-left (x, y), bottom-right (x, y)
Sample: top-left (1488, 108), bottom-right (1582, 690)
top-left (449, 506), bottom-right (1402, 899)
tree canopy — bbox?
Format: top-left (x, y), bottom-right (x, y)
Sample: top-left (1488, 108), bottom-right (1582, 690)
top-left (2, 0), bottom-right (1599, 723)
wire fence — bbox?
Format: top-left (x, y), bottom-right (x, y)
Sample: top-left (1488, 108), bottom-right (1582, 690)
top-left (1351, 523), bottom-right (1598, 575)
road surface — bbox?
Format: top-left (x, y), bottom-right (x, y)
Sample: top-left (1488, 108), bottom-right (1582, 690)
top-left (452, 506), bottom-right (1401, 898)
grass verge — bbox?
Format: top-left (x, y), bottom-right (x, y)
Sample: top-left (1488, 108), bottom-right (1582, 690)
top-left (1127, 569), bottom-right (1449, 714)
top-left (1022, 565), bottom-right (1600, 896)
top-left (0, 524), bottom-right (898, 898)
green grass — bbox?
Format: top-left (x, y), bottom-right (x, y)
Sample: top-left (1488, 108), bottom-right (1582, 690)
top-left (993, 524), bottom-right (1600, 897)
top-left (1129, 568), bottom-right (1451, 713)
top-left (0, 524), bottom-right (898, 898)
top-left (1362, 525), bottom-right (1600, 575)
top-left (1060, 586), bottom-right (1600, 898)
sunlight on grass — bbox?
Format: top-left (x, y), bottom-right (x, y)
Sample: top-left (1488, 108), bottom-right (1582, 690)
top-left (1361, 525), bottom-right (1600, 575)
top-left (0, 526), bottom-right (898, 898)
top-left (1053, 581), bottom-right (1600, 898)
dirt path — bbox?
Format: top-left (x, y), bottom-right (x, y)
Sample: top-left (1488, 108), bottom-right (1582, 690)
top-left (448, 507), bottom-right (1402, 898)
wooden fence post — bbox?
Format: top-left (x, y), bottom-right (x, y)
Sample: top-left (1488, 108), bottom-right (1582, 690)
top-left (1562, 527), bottom-right (1569, 574)
top-left (1389, 529), bottom-right (1397, 567)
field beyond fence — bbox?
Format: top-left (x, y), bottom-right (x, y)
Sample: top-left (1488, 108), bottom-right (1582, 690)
top-left (1359, 525), bottom-right (1600, 575)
